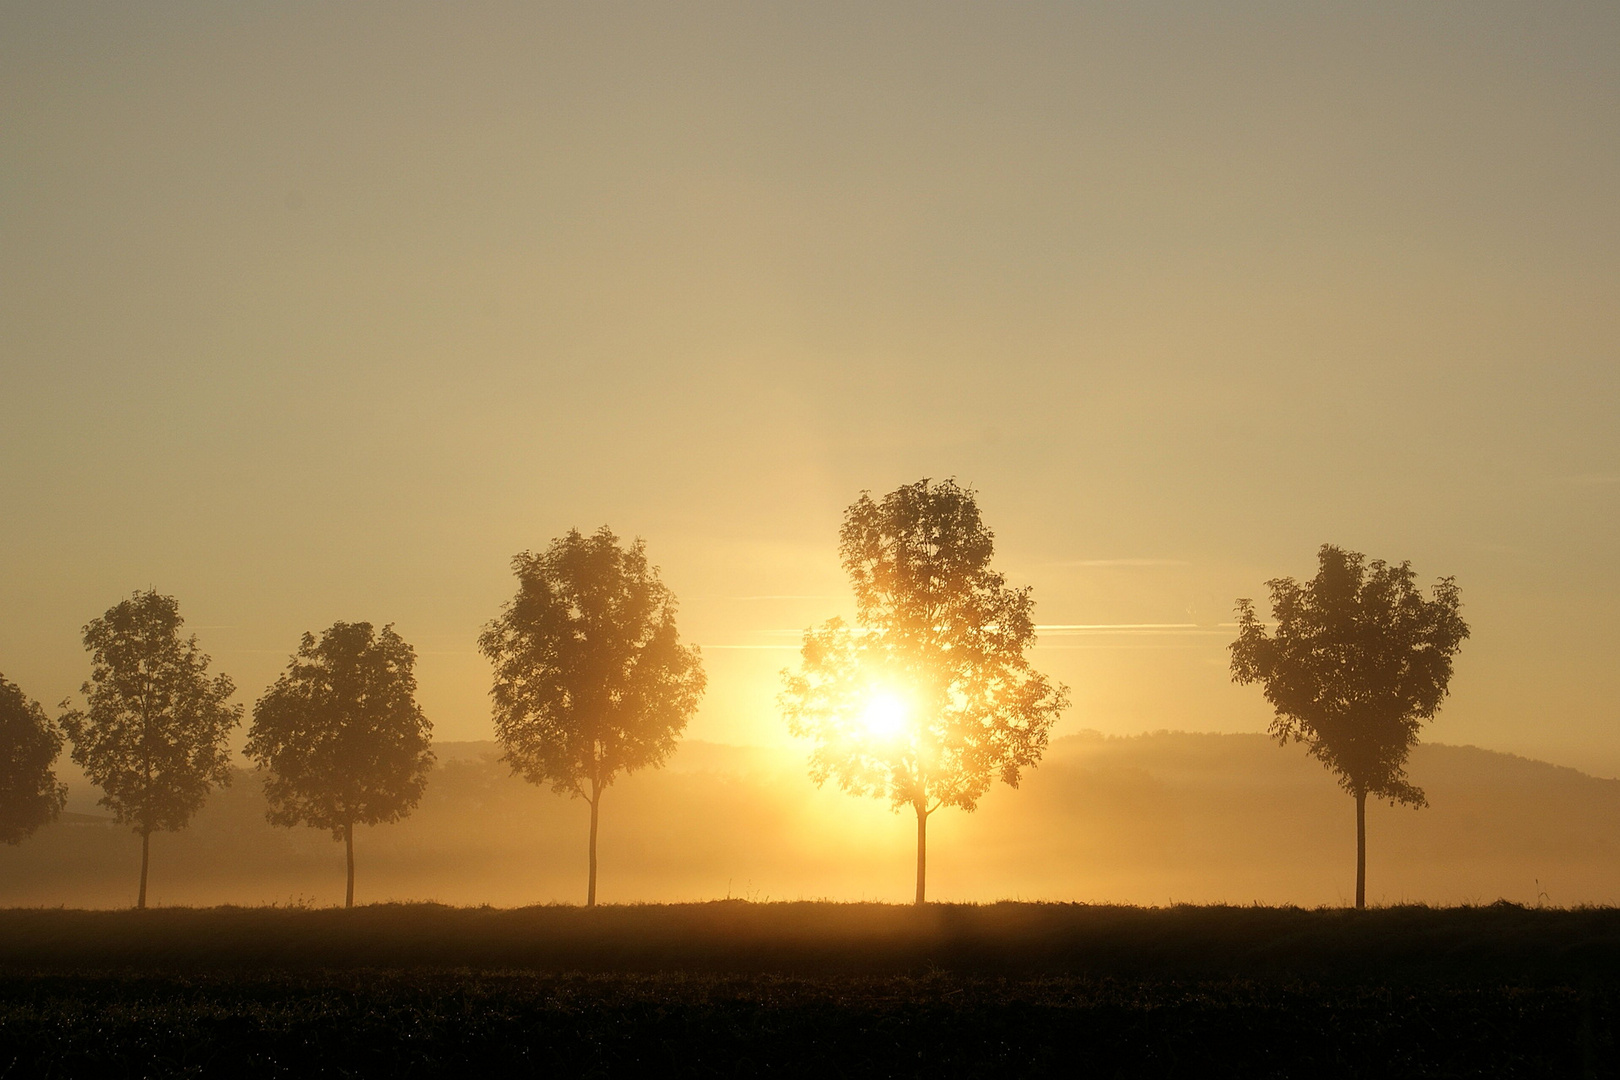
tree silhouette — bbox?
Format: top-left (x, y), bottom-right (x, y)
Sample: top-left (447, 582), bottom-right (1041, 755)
top-left (246, 622), bottom-right (434, 908)
top-left (1230, 544), bottom-right (1469, 909)
top-left (60, 590), bottom-right (240, 909)
top-left (0, 673), bottom-right (68, 846)
top-left (781, 478), bottom-right (1068, 904)
top-left (479, 527), bottom-right (705, 906)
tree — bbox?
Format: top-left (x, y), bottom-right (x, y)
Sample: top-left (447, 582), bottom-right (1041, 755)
top-left (1229, 544), bottom-right (1469, 909)
top-left (0, 673), bottom-right (68, 846)
top-left (60, 590), bottom-right (240, 909)
top-left (478, 527), bottom-right (706, 906)
top-left (781, 478), bottom-right (1068, 905)
top-left (246, 622), bottom-right (434, 908)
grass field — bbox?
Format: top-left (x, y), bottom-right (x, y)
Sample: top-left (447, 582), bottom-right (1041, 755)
top-left (0, 902), bottom-right (1613, 1077)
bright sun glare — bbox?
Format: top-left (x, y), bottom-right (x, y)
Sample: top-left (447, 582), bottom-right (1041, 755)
top-left (861, 692), bottom-right (909, 741)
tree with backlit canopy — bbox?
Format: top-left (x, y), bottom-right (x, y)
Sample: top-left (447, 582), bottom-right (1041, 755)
top-left (246, 621), bottom-right (434, 909)
top-left (60, 590), bottom-right (240, 909)
top-left (781, 478), bottom-right (1068, 905)
top-left (479, 527), bottom-right (706, 906)
top-left (0, 672), bottom-right (68, 847)
top-left (1230, 544), bottom-right (1469, 909)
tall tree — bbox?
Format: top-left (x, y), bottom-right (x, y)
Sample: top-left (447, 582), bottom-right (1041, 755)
top-left (1230, 544), bottom-right (1469, 908)
top-left (781, 478), bottom-right (1068, 905)
top-left (60, 590), bottom-right (240, 909)
top-left (0, 673), bottom-right (68, 846)
top-left (479, 527), bottom-right (705, 907)
top-left (246, 622), bottom-right (434, 908)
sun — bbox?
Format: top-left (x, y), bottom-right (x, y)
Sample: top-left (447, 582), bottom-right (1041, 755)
top-left (860, 691), bottom-right (909, 741)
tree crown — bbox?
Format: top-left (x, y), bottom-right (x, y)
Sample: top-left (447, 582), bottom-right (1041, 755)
top-left (782, 478), bottom-right (1068, 813)
top-left (60, 590), bottom-right (240, 833)
top-left (0, 673), bottom-right (68, 845)
top-left (1229, 544), bottom-right (1470, 806)
top-left (246, 622), bottom-right (434, 838)
top-left (478, 527), bottom-right (706, 800)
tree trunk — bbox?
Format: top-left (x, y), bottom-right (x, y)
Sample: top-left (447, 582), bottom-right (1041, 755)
top-left (1354, 789), bottom-right (1367, 910)
top-left (587, 787), bottom-right (600, 908)
top-left (137, 828), bottom-right (150, 910)
top-left (140, 701), bottom-right (152, 912)
top-left (345, 820), bottom-right (355, 909)
top-left (914, 802), bottom-right (928, 906)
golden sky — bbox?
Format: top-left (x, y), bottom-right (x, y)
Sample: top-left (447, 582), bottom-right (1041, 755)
top-left (2, 3), bottom-right (1616, 774)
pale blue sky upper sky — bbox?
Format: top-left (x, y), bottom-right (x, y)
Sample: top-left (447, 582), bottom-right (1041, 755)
top-left (2, 3), bottom-right (1616, 772)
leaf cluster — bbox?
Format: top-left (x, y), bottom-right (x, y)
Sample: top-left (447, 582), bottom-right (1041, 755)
top-left (782, 478), bottom-right (1068, 814)
top-left (246, 622), bottom-right (434, 839)
top-left (1229, 544), bottom-right (1470, 806)
top-left (0, 673), bottom-right (68, 845)
top-left (60, 590), bottom-right (240, 834)
top-left (478, 527), bottom-right (706, 801)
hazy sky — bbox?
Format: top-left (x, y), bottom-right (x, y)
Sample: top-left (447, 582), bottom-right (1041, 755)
top-left (3, 3), bottom-right (1616, 775)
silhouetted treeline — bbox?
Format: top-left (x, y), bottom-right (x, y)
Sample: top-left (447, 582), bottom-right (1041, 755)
top-left (0, 482), bottom-right (1487, 911)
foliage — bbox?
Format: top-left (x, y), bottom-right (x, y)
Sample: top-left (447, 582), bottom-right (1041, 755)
top-left (1230, 544), bottom-right (1470, 806)
top-left (60, 590), bottom-right (240, 834)
top-left (246, 622), bottom-right (434, 839)
top-left (478, 527), bottom-right (705, 801)
top-left (0, 673), bottom-right (68, 844)
top-left (782, 478), bottom-right (1067, 815)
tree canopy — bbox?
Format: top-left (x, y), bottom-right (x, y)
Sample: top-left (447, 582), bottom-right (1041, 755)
top-left (0, 673), bottom-right (68, 845)
top-left (479, 526), bottom-right (706, 905)
top-left (781, 478), bottom-right (1068, 903)
top-left (61, 590), bottom-right (241, 907)
top-left (1230, 544), bottom-right (1469, 906)
top-left (246, 621), bottom-right (434, 907)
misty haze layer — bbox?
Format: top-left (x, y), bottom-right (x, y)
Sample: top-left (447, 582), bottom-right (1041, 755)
top-left (7, 733), bottom-right (1613, 909)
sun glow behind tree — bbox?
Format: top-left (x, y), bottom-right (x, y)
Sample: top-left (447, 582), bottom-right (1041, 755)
top-left (782, 479), bottom-right (1068, 904)
top-left (860, 690), bottom-right (910, 743)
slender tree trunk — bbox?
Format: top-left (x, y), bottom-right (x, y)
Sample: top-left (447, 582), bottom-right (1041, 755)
top-left (345, 820), bottom-right (355, 909)
top-left (1354, 789), bottom-right (1367, 910)
top-left (587, 784), bottom-right (600, 908)
top-left (914, 801), bottom-right (928, 906)
top-left (139, 701), bottom-right (152, 911)
top-left (137, 828), bottom-right (150, 910)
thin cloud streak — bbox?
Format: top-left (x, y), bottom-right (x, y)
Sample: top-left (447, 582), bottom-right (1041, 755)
top-left (1036, 624), bottom-right (1236, 636)
top-left (752, 624), bottom-right (1239, 640)
top-left (1048, 559), bottom-right (1191, 568)
top-left (1039, 623), bottom-right (1198, 630)
top-left (700, 644), bottom-right (801, 651)
top-left (725, 595), bottom-right (843, 601)
top-left (1033, 643), bottom-right (1224, 650)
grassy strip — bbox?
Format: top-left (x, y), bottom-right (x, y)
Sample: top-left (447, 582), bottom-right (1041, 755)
top-left (0, 901), bottom-right (1614, 979)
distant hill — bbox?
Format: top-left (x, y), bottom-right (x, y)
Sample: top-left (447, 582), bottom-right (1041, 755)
top-left (5, 732), bottom-right (1616, 908)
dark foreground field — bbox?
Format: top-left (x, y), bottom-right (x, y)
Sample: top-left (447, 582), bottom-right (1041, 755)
top-left (0, 902), bottom-right (1614, 1078)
